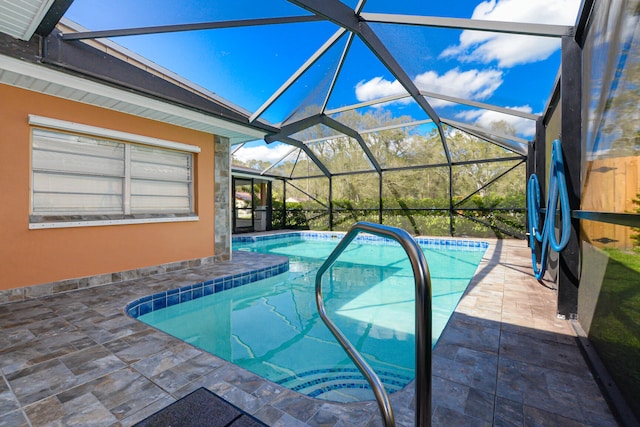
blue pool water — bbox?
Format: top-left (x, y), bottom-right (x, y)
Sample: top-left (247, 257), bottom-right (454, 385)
top-left (137, 232), bottom-right (487, 402)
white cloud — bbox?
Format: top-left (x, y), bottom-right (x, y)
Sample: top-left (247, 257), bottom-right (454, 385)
top-left (440, 0), bottom-right (581, 67)
top-left (455, 105), bottom-right (537, 137)
top-left (355, 76), bottom-right (408, 102)
top-left (233, 143), bottom-right (294, 164)
top-left (415, 68), bottom-right (503, 105)
top-left (355, 68), bottom-right (503, 107)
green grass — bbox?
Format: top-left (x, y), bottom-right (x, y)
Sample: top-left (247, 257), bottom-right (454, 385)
top-left (603, 247), bottom-right (640, 271)
top-left (590, 247), bottom-right (640, 419)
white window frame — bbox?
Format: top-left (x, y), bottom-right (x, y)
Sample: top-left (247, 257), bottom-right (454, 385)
top-left (29, 115), bottom-right (200, 229)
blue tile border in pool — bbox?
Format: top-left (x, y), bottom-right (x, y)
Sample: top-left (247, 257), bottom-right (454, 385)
top-left (125, 260), bottom-right (289, 319)
top-left (131, 233), bottom-right (487, 319)
top-left (233, 231), bottom-right (489, 252)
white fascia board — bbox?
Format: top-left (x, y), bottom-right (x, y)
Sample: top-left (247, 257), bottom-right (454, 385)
top-left (0, 54), bottom-right (267, 141)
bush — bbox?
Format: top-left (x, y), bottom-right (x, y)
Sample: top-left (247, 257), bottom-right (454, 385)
top-left (272, 194), bottom-right (525, 237)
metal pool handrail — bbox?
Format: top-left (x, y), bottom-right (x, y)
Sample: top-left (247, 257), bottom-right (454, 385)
top-left (315, 222), bottom-right (432, 427)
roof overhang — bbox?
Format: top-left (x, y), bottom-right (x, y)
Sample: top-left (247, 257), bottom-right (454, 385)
top-left (0, 53), bottom-right (269, 144)
top-left (0, 0), bottom-right (54, 40)
top-left (0, 0), bottom-right (73, 40)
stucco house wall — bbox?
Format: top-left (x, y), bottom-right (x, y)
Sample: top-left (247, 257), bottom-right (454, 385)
top-left (0, 83), bottom-right (217, 299)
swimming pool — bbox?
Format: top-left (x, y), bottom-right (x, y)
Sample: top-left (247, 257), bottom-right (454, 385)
top-left (133, 232), bottom-right (487, 402)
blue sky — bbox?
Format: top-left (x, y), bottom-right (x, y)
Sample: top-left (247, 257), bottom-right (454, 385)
top-left (64, 0), bottom-right (581, 164)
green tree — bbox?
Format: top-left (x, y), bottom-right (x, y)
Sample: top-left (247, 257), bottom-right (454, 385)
top-left (248, 109), bottom-right (526, 237)
top-left (446, 123), bottom-right (524, 201)
top-left (600, 29), bottom-right (640, 158)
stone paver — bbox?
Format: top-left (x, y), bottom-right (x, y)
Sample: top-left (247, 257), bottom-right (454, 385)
top-left (0, 239), bottom-right (618, 426)
top-left (438, 239), bottom-right (617, 426)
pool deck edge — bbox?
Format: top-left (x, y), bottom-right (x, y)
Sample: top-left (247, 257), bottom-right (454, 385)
top-left (0, 238), bottom-right (618, 426)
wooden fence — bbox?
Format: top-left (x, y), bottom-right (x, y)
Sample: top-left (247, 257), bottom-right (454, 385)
top-left (582, 156), bottom-right (639, 249)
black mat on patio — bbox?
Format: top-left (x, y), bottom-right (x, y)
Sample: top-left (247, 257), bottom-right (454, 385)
top-left (134, 387), bottom-right (268, 427)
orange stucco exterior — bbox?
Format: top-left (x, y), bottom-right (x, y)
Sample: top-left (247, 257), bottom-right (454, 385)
top-left (0, 84), bottom-right (216, 290)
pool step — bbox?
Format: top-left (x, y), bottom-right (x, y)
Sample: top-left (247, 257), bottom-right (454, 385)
top-left (275, 368), bottom-right (412, 400)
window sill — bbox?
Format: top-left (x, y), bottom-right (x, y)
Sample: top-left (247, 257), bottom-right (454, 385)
top-left (29, 215), bottom-right (199, 229)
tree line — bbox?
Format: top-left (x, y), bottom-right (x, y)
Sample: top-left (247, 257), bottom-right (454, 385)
top-left (235, 109), bottom-right (527, 238)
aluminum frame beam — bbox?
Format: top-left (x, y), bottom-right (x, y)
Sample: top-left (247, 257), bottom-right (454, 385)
top-left (231, 142), bottom-right (246, 155)
top-left (260, 146), bottom-right (299, 175)
top-left (277, 136), bottom-right (331, 177)
top-left (286, 149), bottom-right (303, 178)
top-left (452, 155), bottom-right (524, 167)
top-left (286, 180), bottom-right (329, 208)
top-left (326, 91), bottom-right (537, 121)
top-left (442, 118), bottom-right (529, 155)
top-left (361, 13), bottom-right (573, 38)
top-left (321, 31), bottom-right (355, 113)
top-left (557, 35), bottom-right (582, 318)
top-left (264, 114), bottom-right (325, 143)
top-left (327, 90), bottom-right (537, 122)
top-left (250, 27), bottom-right (347, 123)
top-left (355, 0), bottom-right (367, 14)
top-left (36, 0), bottom-right (75, 37)
top-left (419, 90), bottom-right (539, 121)
top-left (286, 155), bottom-right (523, 180)
top-left (443, 118), bottom-right (529, 144)
top-left (61, 15), bottom-right (325, 40)
top-left (335, 119), bottom-right (433, 139)
top-left (321, 115), bottom-right (382, 173)
top-left (266, 112), bottom-right (383, 174)
top-left (453, 159), bottom-right (525, 207)
top-left (450, 127), bottom-right (528, 156)
top-left (288, 0), bottom-right (452, 166)
top-left (300, 116), bottom-right (528, 148)
top-left (325, 93), bottom-right (413, 115)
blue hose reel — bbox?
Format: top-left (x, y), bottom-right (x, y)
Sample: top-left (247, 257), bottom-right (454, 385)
top-left (527, 139), bottom-right (571, 280)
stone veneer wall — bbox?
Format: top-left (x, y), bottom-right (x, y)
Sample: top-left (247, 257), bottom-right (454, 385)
top-left (0, 255), bottom-right (230, 305)
top-left (214, 135), bottom-right (232, 260)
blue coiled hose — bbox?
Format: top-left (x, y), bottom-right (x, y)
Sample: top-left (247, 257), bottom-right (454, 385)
top-left (527, 139), bottom-right (571, 280)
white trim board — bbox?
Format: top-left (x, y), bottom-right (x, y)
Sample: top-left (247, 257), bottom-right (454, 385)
top-left (29, 115), bottom-right (201, 153)
top-left (29, 216), bottom-right (199, 229)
